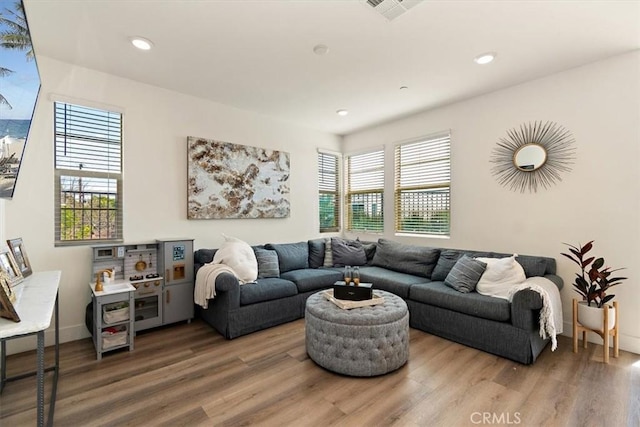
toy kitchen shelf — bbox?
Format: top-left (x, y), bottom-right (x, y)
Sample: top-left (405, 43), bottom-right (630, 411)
top-left (89, 281), bottom-right (135, 360)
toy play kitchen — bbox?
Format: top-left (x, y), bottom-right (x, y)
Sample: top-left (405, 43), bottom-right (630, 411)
top-left (88, 238), bottom-right (194, 358)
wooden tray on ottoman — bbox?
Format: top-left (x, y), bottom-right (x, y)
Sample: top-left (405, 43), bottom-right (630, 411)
top-left (321, 289), bottom-right (385, 310)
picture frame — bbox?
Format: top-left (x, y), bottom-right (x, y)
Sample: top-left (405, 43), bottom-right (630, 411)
top-left (0, 269), bottom-right (20, 322)
top-left (0, 247), bottom-right (23, 287)
top-left (7, 238), bottom-right (32, 277)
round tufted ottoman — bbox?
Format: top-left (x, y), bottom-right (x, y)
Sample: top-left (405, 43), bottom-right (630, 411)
top-left (305, 289), bottom-right (409, 377)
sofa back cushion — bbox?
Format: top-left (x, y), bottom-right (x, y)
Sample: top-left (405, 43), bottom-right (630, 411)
top-left (265, 242), bottom-right (309, 273)
top-left (371, 238), bottom-right (440, 278)
top-left (432, 249), bottom-right (553, 280)
top-left (308, 239), bottom-right (326, 269)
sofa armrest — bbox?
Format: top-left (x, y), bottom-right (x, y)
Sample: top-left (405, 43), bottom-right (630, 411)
top-left (544, 274), bottom-right (564, 291)
top-left (212, 272), bottom-right (241, 309)
top-left (511, 289), bottom-right (543, 331)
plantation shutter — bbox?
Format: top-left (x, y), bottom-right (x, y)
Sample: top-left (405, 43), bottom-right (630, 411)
top-left (54, 102), bottom-right (123, 245)
top-left (394, 132), bottom-right (450, 235)
top-left (345, 149), bottom-right (384, 232)
top-left (318, 151), bottom-right (340, 232)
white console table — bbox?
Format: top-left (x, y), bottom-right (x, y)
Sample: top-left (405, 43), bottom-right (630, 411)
top-left (0, 271), bottom-right (61, 427)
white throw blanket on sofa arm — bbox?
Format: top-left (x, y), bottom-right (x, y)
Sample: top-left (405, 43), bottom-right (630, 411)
top-left (194, 264), bottom-right (240, 309)
top-left (507, 276), bottom-right (564, 351)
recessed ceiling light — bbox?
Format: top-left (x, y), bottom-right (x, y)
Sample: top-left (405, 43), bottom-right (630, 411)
top-left (400, 86), bottom-right (408, 90)
top-left (130, 36), bottom-right (154, 51)
top-left (474, 52), bottom-right (496, 65)
top-left (313, 44), bottom-right (329, 55)
top-left (336, 109), bottom-right (349, 116)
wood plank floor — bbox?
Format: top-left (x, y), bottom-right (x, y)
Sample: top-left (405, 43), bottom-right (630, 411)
top-left (1, 319), bottom-right (639, 426)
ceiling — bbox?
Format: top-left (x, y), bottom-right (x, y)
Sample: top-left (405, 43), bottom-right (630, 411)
top-left (23, 0), bottom-right (640, 136)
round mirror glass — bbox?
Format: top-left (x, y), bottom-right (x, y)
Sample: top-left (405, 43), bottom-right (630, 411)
top-left (513, 144), bottom-right (547, 171)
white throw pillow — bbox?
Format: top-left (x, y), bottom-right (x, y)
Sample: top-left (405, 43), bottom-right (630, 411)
top-left (475, 254), bottom-right (526, 299)
top-left (212, 235), bottom-right (258, 283)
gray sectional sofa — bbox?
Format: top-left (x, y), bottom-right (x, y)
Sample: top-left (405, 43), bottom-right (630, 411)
top-left (194, 238), bottom-right (563, 364)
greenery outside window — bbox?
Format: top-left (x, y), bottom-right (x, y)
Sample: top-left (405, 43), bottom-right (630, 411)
top-left (394, 132), bottom-right (451, 236)
top-left (345, 149), bottom-right (384, 232)
top-left (318, 151), bottom-right (340, 232)
top-left (54, 102), bottom-right (123, 245)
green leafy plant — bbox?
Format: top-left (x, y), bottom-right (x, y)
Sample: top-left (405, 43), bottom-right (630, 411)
top-left (561, 241), bottom-right (627, 308)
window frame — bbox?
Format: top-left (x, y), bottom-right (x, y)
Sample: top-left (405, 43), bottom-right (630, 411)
top-left (318, 150), bottom-right (341, 233)
top-left (394, 132), bottom-right (451, 237)
top-left (54, 102), bottom-right (124, 246)
top-left (344, 148), bottom-right (385, 233)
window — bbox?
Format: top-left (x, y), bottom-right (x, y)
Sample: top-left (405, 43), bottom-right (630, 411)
top-left (394, 132), bottom-right (450, 236)
top-left (54, 102), bottom-right (123, 245)
top-left (345, 149), bottom-right (384, 232)
top-left (318, 151), bottom-right (340, 232)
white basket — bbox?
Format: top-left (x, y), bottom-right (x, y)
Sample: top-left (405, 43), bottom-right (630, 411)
top-left (102, 329), bottom-right (127, 349)
top-left (103, 304), bottom-right (130, 324)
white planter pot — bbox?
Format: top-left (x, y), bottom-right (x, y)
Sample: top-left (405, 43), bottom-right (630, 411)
top-left (577, 301), bottom-right (616, 331)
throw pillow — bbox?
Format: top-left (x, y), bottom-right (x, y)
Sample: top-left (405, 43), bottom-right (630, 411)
top-left (212, 235), bottom-right (258, 283)
top-left (356, 238), bottom-right (377, 263)
top-left (265, 242), bottom-right (309, 273)
top-left (331, 237), bottom-right (367, 267)
top-left (253, 248), bottom-right (280, 278)
top-left (308, 239), bottom-right (326, 269)
top-left (371, 238), bottom-right (440, 278)
top-left (323, 238), bottom-right (333, 267)
top-left (444, 255), bottom-right (487, 293)
top-left (475, 254), bottom-right (526, 299)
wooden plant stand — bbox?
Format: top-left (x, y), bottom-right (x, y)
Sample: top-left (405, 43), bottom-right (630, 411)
top-left (572, 299), bottom-right (619, 363)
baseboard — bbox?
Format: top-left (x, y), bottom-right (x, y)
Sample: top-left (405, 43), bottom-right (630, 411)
top-left (4, 324), bottom-right (90, 356)
top-left (561, 320), bottom-right (640, 355)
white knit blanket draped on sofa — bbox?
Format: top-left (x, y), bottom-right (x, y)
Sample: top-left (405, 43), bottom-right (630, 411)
top-left (507, 276), bottom-right (564, 351)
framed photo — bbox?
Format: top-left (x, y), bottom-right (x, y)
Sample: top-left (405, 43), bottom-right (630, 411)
top-left (0, 248), bottom-right (23, 287)
top-left (7, 238), bottom-right (32, 277)
top-left (0, 269), bottom-right (19, 322)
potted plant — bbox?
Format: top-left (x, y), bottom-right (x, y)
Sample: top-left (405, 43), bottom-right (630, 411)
top-left (561, 240), bottom-right (627, 330)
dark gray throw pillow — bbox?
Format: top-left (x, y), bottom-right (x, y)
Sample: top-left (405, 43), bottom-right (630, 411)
top-left (254, 248), bottom-right (280, 278)
top-left (444, 255), bottom-right (487, 293)
top-left (331, 238), bottom-right (367, 267)
top-left (371, 238), bottom-right (440, 278)
top-left (308, 239), bottom-right (326, 269)
top-left (265, 242), bottom-right (309, 273)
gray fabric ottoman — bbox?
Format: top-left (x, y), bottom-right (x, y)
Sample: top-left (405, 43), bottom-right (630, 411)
top-left (305, 289), bottom-right (409, 377)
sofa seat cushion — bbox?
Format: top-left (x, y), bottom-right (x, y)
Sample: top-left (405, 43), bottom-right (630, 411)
top-left (358, 266), bottom-right (429, 299)
top-left (409, 281), bottom-right (511, 322)
top-left (239, 278), bottom-right (298, 305)
top-left (280, 268), bottom-right (343, 293)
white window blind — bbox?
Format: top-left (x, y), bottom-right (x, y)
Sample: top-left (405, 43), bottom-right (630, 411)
top-left (345, 149), bottom-right (384, 232)
top-left (54, 102), bottom-right (123, 245)
top-left (318, 152), bottom-right (340, 232)
top-left (394, 132), bottom-right (450, 235)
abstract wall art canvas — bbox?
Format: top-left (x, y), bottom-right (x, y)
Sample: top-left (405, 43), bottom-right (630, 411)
top-left (0, 0), bottom-right (41, 199)
top-left (187, 136), bottom-right (290, 219)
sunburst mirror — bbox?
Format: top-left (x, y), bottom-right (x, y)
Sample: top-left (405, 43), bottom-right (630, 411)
top-left (491, 121), bottom-right (576, 193)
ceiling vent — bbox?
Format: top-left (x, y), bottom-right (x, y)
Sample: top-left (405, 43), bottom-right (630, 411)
top-left (363, 0), bottom-right (422, 21)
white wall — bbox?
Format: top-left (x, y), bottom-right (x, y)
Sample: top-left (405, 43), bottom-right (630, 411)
top-left (4, 56), bottom-right (340, 353)
top-left (343, 51), bottom-right (640, 353)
